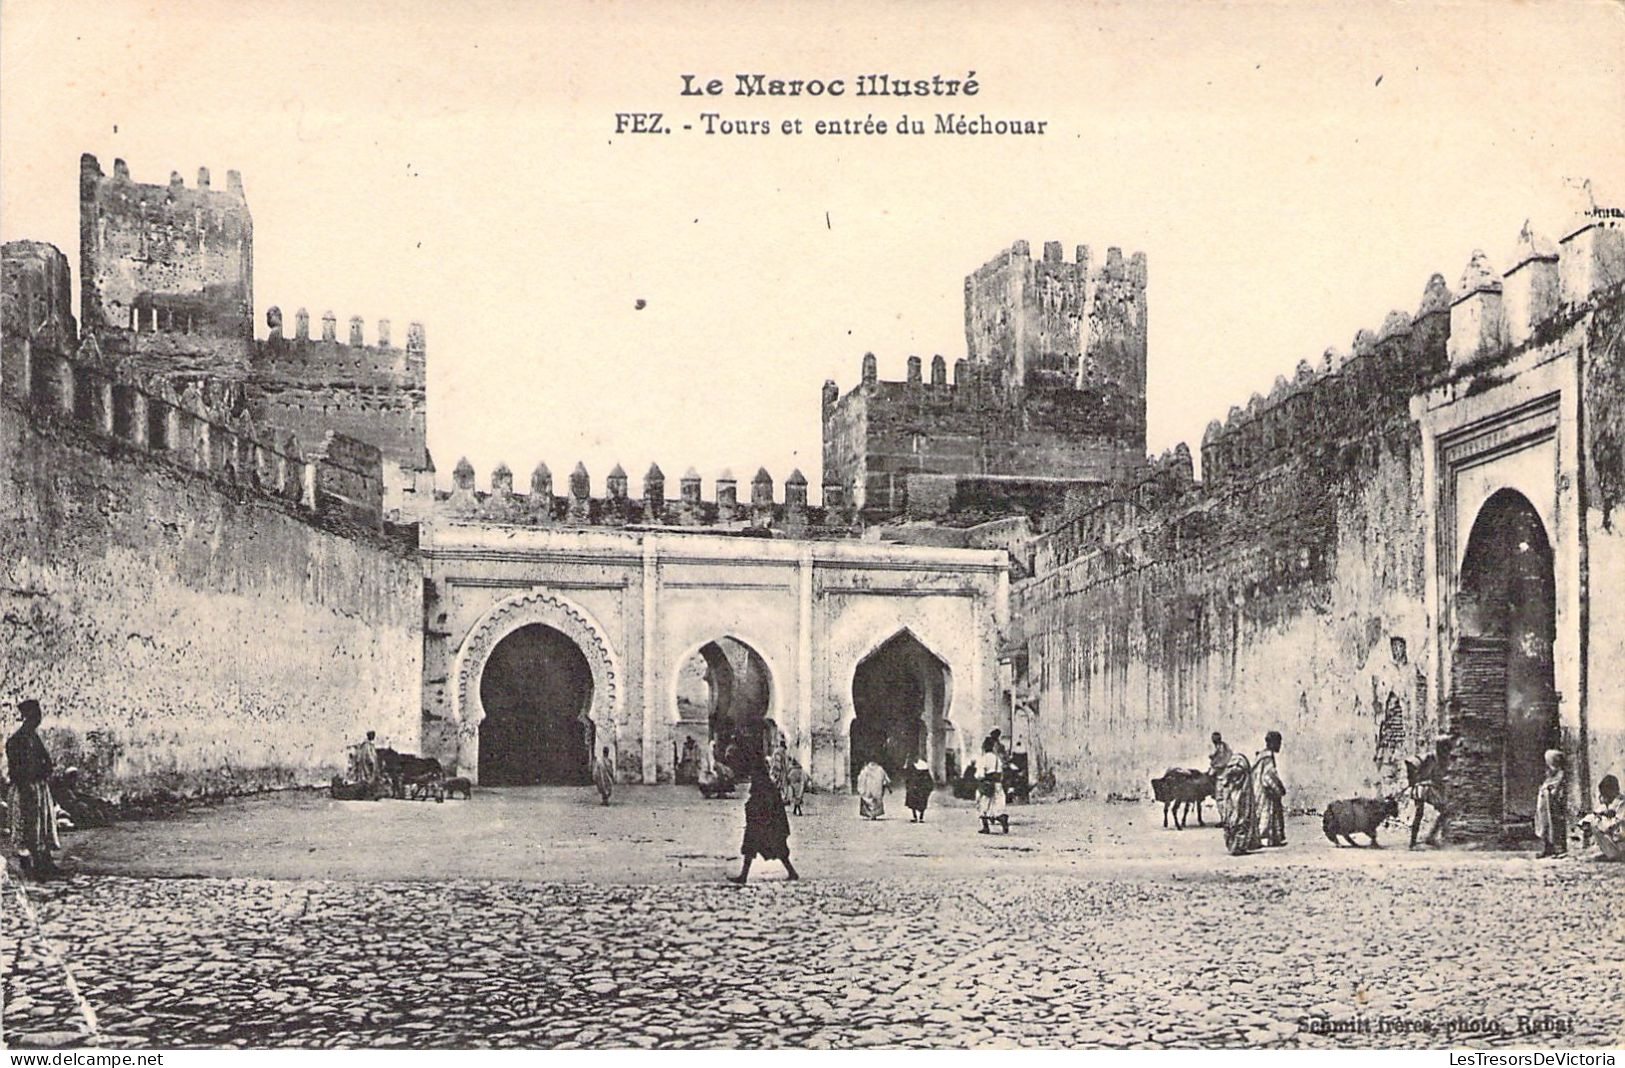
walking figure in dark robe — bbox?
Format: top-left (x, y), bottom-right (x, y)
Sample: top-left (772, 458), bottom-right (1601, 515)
top-left (905, 759), bottom-right (934, 822)
top-left (728, 737), bottom-right (799, 884)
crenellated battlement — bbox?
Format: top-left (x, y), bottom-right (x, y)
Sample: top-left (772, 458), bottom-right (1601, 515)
top-left (81, 153), bottom-right (246, 201)
top-left (971, 238), bottom-right (1149, 285)
top-left (1195, 207), bottom-right (1624, 496)
top-left (249, 305), bottom-right (429, 490)
top-left (432, 458), bottom-right (854, 536)
top-left (830, 349), bottom-right (1005, 403)
top-left (964, 238), bottom-right (1148, 402)
top-left (1031, 203), bottom-right (1625, 576)
top-left (2, 241), bottom-right (387, 533)
top-left (254, 307), bottom-right (426, 381)
top-left (826, 237), bottom-right (1151, 521)
top-left (1196, 273), bottom-right (1453, 492)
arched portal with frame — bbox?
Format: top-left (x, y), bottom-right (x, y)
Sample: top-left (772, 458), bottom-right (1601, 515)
top-left (667, 633), bottom-right (781, 781)
top-left (1449, 488), bottom-right (1559, 838)
top-left (845, 627), bottom-right (959, 787)
top-left (449, 589), bottom-right (624, 783)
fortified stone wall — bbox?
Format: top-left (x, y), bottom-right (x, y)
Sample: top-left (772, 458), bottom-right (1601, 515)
top-left (0, 241), bottom-right (417, 802)
top-left (1584, 290), bottom-right (1625, 787)
top-left (965, 239), bottom-right (1147, 410)
top-left (1014, 278), bottom-right (1455, 807)
top-left (78, 154), bottom-right (254, 385)
top-left (1015, 210), bottom-right (1625, 814)
top-left (249, 308), bottom-right (429, 481)
top-left (822, 354), bottom-right (1141, 516)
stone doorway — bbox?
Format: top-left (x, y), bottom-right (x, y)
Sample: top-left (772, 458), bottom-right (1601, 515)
top-left (849, 630), bottom-right (952, 789)
top-left (673, 637), bottom-right (773, 781)
top-left (477, 623), bottom-right (596, 786)
top-left (1449, 489), bottom-right (1558, 840)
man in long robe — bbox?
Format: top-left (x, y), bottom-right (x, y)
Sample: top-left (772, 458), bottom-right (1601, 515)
top-left (1254, 730), bottom-right (1287, 847)
top-left (1535, 749), bottom-right (1566, 859)
top-left (784, 758), bottom-right (807, 815)
top-left (592, 746), bottom-right (615, 806)
top-left (6, 700), bottom-right (63, 878)
top-left (357, 730), bottom-right (382, 798)
top-left (857, 761), bottom-right (890, 819)
top-left (1221, 752), bottom-right (1260, 855)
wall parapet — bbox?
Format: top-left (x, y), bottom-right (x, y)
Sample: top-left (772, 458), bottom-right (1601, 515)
top-left (257, 306), bottom-right (427, 382)
top-left (1, 307), bottom-right (386, 532)
top-left (435, 457), bottom-right (858, 537)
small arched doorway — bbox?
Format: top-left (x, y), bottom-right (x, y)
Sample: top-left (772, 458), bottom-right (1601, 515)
top-left (849, 630), bottom-right (952, 789)
top-left (478, 623), bottom-right (596, 785)
top-left (1451, 489), bottom-right (1558, 839)
top-left (673, 637), bottom-right (773, 782)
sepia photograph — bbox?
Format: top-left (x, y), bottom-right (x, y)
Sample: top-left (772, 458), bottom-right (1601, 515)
top-left (1, 0), bottom-right (1623, 1054)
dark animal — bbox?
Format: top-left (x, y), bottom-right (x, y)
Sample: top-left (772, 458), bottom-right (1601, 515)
top-left (698, 763), bottom-right (737, 800)
top-left (377, 750), bottom-right (445, 802)
top-left (376, 748), bottom-right (404, 798)
top-left (329, 775), bottom-right (371, 801)
top-left (50, 768), bottom-right (116, 827)
top-left (400, 755), bottom-right (445, 801)
top-left (1151, 768), bottom-right (1215, 829)
top-left (951, 763), bottom-right (981, 801)
top-left (1322, 796), bottom-right (1400, 847)
top-left (443, 776), bottom-right (472, 800)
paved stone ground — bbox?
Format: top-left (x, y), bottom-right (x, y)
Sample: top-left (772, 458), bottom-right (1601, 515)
top-left (4, 786), bottom-right (1623, 1049)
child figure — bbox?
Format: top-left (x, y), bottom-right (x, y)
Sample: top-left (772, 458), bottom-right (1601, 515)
top-left (1535, 749), bottom-right (1567, 859)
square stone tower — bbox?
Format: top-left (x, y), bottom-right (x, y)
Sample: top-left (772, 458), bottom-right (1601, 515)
top-left (78, 153), bottom-right (254, 386)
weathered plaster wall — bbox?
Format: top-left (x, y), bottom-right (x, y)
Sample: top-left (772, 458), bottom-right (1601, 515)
top-left (1584, 293), bottom-right (1625, 790)
top-left (1016, 423), bottom-right (1432, 808)
top-left (1014, 291), bottom-right (1450, 808)
top-left (0, 404), bottom-right (421, 802)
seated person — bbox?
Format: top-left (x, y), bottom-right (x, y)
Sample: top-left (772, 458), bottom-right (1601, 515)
top-left (1580, 774), bottom-right (1624, 861)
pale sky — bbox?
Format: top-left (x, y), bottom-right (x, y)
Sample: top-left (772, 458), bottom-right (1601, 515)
top-left (3, 0), bottom-right (1622, 494)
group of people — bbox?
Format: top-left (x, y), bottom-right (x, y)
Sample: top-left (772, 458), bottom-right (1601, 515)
top-left (1207, 726), bottom-right (1625, 862)
top-left (1208, 729), bottom-right (1288, 856)
top-left (1392, 736), bottom-right (1625, 861)
top-left (852, 728), bottom-right (1014, 834)
top-left (1547, 752), bottom-right (1625, 862)
top-left (853, 758), bottom-right (935, 823)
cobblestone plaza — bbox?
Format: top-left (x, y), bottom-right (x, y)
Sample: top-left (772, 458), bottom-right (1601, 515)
top-left (5, 788), bottom-right (1622, 1049)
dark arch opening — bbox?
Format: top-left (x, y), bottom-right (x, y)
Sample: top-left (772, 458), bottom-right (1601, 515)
top-left (1451, 489), bottom-right (1558, 839)
top-left (478, 623), bottom-right (595, 786)
top-left (673, 637), bottom-right (772, 783)
top-left (850, 630), bottom-right (951, 790)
